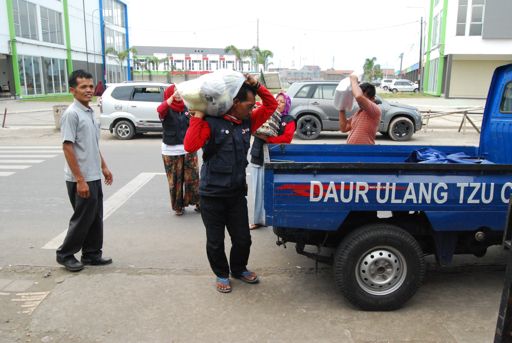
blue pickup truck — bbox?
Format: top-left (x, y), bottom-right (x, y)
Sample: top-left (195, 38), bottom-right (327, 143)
top-left (264, 64), bottom-right (512, 310)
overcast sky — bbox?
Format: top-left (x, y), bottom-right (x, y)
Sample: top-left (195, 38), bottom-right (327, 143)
top-left (127, 0), bottom-right (429, 72)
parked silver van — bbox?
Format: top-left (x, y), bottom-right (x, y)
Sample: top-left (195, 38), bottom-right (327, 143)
top-left (99, 82), bottom-right (169, 139)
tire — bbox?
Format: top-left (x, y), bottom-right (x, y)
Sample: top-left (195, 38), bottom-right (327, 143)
top-left (296, 114), bottom-right (322, 140)
top-left (413, 88), bottom-right (419, 93)
top-left (113, 120), bottom-right (136, 140)
top-left (388, 116), bottom-right (414, 141)
top-left (334, 223), bottom-right (425, 311)
top-left (382, 86), bottom-right (388, 91)
top-left (391, 88), bottom-right (398, 94)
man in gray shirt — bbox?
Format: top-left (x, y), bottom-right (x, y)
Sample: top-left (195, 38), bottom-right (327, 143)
top-left (57, 70), bottom-right (113, 272)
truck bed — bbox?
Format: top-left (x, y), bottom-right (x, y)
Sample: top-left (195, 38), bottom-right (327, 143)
top-left (263, 144), bottom-right (512, 233)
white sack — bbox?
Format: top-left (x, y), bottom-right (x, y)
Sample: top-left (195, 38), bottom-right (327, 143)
top-left (177, 70), bottom-right (245, 116)
top-left (333, 77), bottom-right (354, 112)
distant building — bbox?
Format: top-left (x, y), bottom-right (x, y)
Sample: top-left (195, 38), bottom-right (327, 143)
top-left (269, 65), bottom-right (321, 84)
top-left (423, 0), bottom-right (512, 98)
top-left (321, 69), bottom-right (353, 81)
top-left (0, 0), bottom-right (130, 98)
top-left (131, 46), bottom-right (256, 83)
top-left (381, 68), bottom-right (396, 79)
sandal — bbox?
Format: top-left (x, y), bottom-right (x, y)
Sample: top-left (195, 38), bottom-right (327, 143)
top-left (250, 224), bottom-right (264, 230)
top-left (216, 277), bottom-right (232, 293)
top-left (232, 270), bottom-right (259, 284)
top-left (175, 209), bottom-right (184, 216)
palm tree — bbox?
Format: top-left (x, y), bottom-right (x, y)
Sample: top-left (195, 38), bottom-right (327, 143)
top-left (363, 57), bottom-right (377, 82)
top-left (252, 46), bottom-right (274, 72)
top-left (105, 47), bottom-right (138, 81)
top-left (224, 45), bottom-right (252, 71)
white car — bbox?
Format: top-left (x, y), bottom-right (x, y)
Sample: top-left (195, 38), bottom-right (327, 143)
top-left (99, 82), bottom-right (169, 139)
top-left (380, 79), bottom-right (394, 91)
top-left (388, 79), bottom-right (419, 93)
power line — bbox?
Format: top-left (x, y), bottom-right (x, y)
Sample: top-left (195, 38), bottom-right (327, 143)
top-left (259, 19), bottom-right (420, 33)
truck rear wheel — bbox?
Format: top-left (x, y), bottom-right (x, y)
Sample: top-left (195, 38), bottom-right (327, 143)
top-left (334, 223), bottom-right (425, 310)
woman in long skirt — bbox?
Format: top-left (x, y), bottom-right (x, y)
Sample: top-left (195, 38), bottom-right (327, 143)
top-left (157, 85), bottom-right (200, 215)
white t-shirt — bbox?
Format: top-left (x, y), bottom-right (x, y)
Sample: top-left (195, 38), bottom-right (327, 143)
top-left (161, 143), bottom-right (186, 156)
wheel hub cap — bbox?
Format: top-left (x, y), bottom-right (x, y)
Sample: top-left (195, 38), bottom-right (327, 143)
top-left (356, 248), bottom-right (406, 295)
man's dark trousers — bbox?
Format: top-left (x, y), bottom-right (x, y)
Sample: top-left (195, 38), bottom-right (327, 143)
top-left (200, 194), bottom-right (252, 278)
top-left (56, 180), bottom-right (104, 260)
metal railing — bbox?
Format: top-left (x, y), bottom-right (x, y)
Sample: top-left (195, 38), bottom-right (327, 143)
top-left (421, 107), bottom-right (484, 134)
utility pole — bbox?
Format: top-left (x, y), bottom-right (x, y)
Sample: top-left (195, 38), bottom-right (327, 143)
top-left (418, 16), bottom-right (424, 91)
top-left (256, 18), bottom-right (259, 48)
top-left (82, 0), bottom-right (90, 71)
top-left (399, 53), bottom-right (404, 78)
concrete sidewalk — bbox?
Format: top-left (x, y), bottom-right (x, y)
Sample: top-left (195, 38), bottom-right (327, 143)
top-left (0, 99), bottom-right (100, 128)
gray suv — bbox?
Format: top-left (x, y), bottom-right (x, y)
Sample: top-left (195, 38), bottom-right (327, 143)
top-left (100, 82), bottom-right (169, 139)
top-left (287, 81), bottom-right (422, 141)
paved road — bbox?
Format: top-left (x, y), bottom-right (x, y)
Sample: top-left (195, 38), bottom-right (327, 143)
top-left (0, 122), bottom-right (505, 342)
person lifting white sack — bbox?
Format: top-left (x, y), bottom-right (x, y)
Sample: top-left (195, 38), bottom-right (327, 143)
top-left (333, 76), bottom-right (355, 112)
top-left (177, 70), bottom-right (246, 117)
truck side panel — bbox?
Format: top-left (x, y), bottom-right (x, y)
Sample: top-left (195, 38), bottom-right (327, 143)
top-left (265, 159), bottom-right (512, 233)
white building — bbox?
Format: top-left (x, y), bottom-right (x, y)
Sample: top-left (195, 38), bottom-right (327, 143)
top-left (423, 0), bottom-right (512, 98)
top-left (0, 0), bottom-right (130, 98)
top-left (131, 46), bottom-right (256, 83)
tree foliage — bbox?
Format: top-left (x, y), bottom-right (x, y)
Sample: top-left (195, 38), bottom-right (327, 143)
top-left (225, 45), bottom-right (273, 72)
top-left (363, 57), bottom-right (383, 81)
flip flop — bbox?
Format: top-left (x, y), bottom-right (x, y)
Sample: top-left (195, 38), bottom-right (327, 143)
top-left (232, 270), bottom-right (259, 284)
top-left (216, 277), bottom-right (232, 293)
top-left (175, 209), bottom-right (184, 216)
top-left (250, 224), bottom-right (264, 230)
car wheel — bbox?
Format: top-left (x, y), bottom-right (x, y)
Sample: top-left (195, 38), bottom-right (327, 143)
top-left (113, 120), bottom-right (136, 140)
top-left (334, 223), bottom-right (425, 310)
top-left (391, 88), bottom-right (398, 94)
top-left (413, 88), bottom-right (419, 93)
top-left (383, 86), bottom-right (388, 91)
top-left (388, 116), bottom-right (414, 141)
top-left (296, 114), bottom-right (321, 140)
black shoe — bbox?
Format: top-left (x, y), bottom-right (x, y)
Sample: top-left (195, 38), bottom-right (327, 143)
top-left (56, 256), bottom-right (84, 272)
top-left (81, 256), bottom-right (113, 266)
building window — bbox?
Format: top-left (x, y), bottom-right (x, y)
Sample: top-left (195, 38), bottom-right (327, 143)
top-left (103, 0), bottom-right (125, 27)
top-left (42, 58), bottom-right (67, 94)
top-left (191, 60), bottom-right (201, 71)
top-left (13, 0), bottom-right (38, 40)
top-left (432, 14), bottom-right (440, 47)
top-left (18, 55), bottom-right (44, 95)
top-left (456, 0), bottom-right (468, 36)
top-left (106, 63), bottom-right (126, 83)
top-left (105, 28), bottom-right (126, 53)
top-left (469, 0), bottom-right (485, 36)
top-left (427, 58), bottom-right (439, 93)
top-left (40, 6), bottom-right (64, 45)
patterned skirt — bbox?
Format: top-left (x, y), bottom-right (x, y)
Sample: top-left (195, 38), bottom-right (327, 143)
top-left (162, 152), bottom-right (200, 211)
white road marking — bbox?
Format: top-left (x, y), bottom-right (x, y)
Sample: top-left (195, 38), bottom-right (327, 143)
top-left (0, 155), bottom-right (57, 158)
top-left (0, 172), bottom-right (16, 176)
top-left (0, 150), bottom-right (61, 153)
top-left (42, 172), bottom-right (165, 250)
top-left (12, 292), bottom-right (50, 315)
top-left (0, 160), bottom-right (44, 163)
top-left (0, 146), bottom-right (61, 149)
top-left (0, 165), bottom-right (30, 169)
